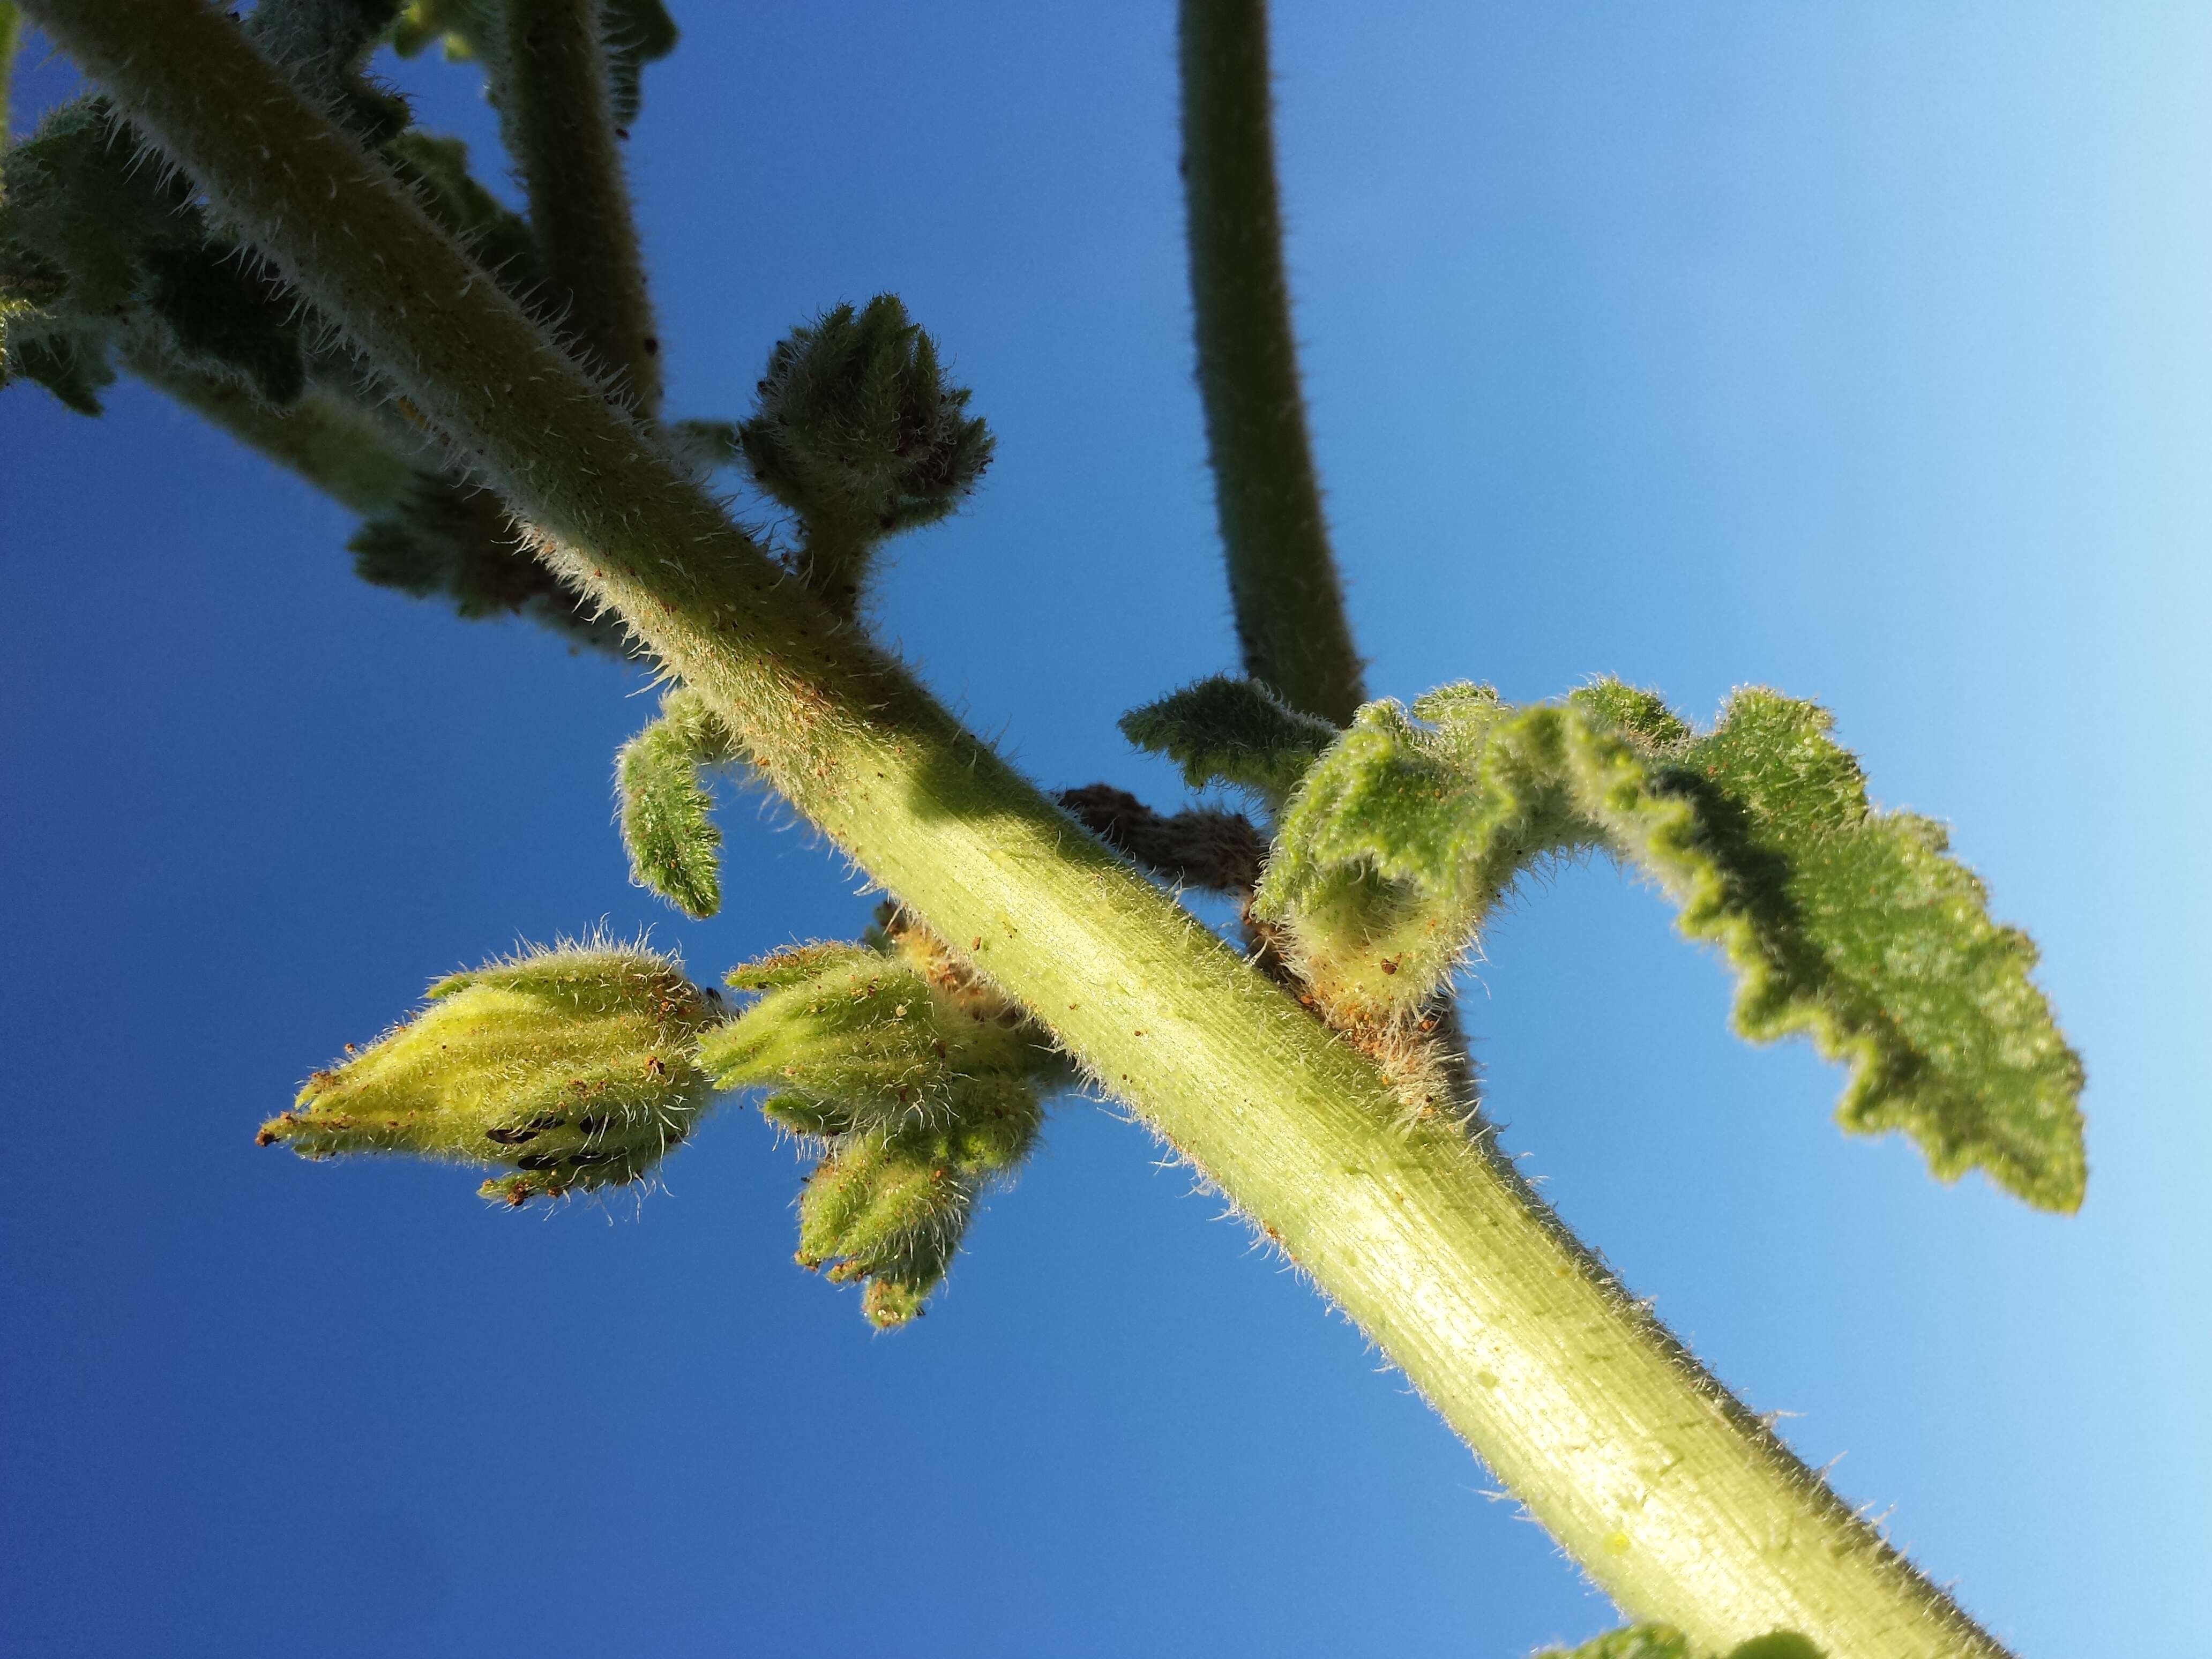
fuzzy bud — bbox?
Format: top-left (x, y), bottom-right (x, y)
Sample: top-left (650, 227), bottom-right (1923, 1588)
top-left (700, 920), bottom-right (1057, 1325)
top-left (699, 938), bottom-right (1044, 1141)
top-left (738, 294), bottom-right (993, 619)
top-left (258, 943), bottom-right (722, 1205)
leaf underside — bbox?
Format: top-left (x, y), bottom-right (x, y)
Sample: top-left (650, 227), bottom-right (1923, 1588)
top-left (1250, 679), bottom-right (2086, 1212)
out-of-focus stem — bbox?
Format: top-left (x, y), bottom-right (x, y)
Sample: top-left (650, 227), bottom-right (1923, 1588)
top-left (1179, 0), bottom-right (1363, 725)
top-left (503, 0), bottom-right (662, 413)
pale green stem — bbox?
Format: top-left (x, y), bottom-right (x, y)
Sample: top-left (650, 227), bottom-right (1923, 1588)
top-left (1179, 0), bottom-right (1364, 726)
top-left (29, 5), bottom-right (2014, 1654)
top-left (502, 0), bottom-right (663, 414)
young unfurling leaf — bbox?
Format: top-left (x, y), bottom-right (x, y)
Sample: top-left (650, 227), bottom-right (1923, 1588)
top-left (699, 917), bottom-right (1060, 1325)
top-left (1119, 674), bottom-right (1338, 809)
top-left (1254, 681), bottom-right (2087, 1210)
top-left (739, 294), bottom-right (993, 621)
top-left (616, 686), bottom-right (736, 918)
top-left (258, 941), bottom-right (723, 1205)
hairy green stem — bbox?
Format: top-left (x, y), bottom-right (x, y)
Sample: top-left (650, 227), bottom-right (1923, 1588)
top-left (31, 4), bottom-right (2012, 1653)
top-left (503, 0), bottom-right (662, 413)
top-left (1179, 0), bottom-right (1364, 726)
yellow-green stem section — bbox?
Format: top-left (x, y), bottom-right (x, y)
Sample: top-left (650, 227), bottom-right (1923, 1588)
top-left (28, 5), bottom-right (2009, 1654)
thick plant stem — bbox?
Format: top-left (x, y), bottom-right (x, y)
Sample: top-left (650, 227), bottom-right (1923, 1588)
top-left (1179, 0), bottom-right (1363, 726)
top-left (503, 0), bottom-right (662, 414)
top-left (32, 5), bottom-right (2011, 1654)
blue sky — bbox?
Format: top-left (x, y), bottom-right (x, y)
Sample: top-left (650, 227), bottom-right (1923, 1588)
top-left (3, 4), bottom-right (2206, 1654)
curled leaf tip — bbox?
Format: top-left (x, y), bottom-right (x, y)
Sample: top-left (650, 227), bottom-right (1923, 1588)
top-left (1256, 678), bottom-right (2086, 1209)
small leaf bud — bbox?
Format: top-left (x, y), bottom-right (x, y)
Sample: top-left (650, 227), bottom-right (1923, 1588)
top-left (258, 942), bottom-right (722, 1204)
top-left (738, 294), bottom-right (993, 619)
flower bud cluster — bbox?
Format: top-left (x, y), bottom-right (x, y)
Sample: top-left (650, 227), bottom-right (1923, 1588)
top-left (699, 913), bottom-right (1059, 1326)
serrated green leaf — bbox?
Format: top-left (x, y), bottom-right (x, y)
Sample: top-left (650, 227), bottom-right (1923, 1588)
top-left (348, 472), bottom-right (623, 647)
top-left (0, 99), bottom-right (191, 319)
top-left (2, 316), bottom-right (114, 413)
top-left (1118, 674), bottom-right (1339, 806)
top-left (1256, 680), bottom-right (2087, 1210)
top-left (140, 243), bottom-right (304, 406)
top-left (615, 686), bottom-right (735, 918)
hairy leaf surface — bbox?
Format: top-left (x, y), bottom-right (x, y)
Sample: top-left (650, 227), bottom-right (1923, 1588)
top-left (1119, 674), bottom-right (1338, 806)
top-left (1255, 681), bottom-right (2086, 1210)
top-left (616, 686), bottom-right (735, 918)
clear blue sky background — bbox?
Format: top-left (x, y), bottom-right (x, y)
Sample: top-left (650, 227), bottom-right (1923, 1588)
top-left (3, 4), bottom-right (2206, 1655)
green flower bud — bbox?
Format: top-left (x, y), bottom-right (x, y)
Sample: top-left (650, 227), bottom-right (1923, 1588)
top-left (738, 294), bottom-right (993, 620)
top-left (794, 1127), bottom-right (1006, 1330)
top-left (796, 1132), bottom-right (968, 1276)
top-left (704, 916), bottom-right (1058, 1326)
top-left (699, 938), bottom-right (1042, 1139)
top-left (258, 942), bottom-right (722, 1205)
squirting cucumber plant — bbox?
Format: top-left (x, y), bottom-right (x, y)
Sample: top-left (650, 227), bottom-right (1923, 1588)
top-left (0, 3), bottom-right (2087, 1655)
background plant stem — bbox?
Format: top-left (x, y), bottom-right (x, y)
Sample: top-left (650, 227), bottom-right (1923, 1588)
top-left (1179, 0), bottom-right (1364, 725)
top-left (28, 3), bottom-right (2015, 1651)
top-left (503, 0), bottom-right (662, 414)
